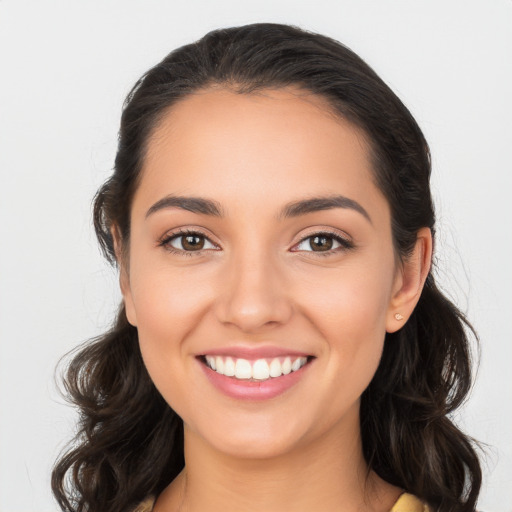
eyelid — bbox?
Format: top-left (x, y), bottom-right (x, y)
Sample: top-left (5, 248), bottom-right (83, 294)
top-left (296, 227), bottom-right (352, 242)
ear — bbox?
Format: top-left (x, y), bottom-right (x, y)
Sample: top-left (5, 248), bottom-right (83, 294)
top-left (386, 227), bottom-right (432, 333)
top-left (111, 225), bottom-right (138, 327)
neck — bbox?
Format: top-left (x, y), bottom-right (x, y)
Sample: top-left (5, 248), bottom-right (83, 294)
top-left (155, 408), bottom-right (401, 512)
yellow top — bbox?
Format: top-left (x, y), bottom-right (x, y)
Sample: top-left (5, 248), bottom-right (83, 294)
top-left (391, 492), bottom-right (431, 511)
top-left (132, 492), bottom-right (429, 511)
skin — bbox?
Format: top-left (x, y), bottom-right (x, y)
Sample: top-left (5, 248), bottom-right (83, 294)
top-left (116, 87), bottom-right (432, 511)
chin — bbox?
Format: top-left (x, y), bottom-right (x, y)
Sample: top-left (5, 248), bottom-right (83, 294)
top-left (211, 434), bottom-right (298, 460)
top-left (188, 414), bottom-right (310, 461)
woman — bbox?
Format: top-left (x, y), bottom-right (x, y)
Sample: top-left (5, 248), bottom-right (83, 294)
top-left (52, 23), bottom-right (481, 512)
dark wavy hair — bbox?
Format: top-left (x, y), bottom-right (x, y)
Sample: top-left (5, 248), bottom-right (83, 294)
top-left (52, 22), bottom-right (481, 512)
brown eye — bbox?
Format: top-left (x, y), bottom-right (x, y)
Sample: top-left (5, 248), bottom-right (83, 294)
top-left (181, 234), bottom-right (205, 251)
top-left (309, 235), bottom-right (334, 252)
top-left (161, 230), bottom-right (217, 254)
top-left (293, 232), bottom-right (354, 255)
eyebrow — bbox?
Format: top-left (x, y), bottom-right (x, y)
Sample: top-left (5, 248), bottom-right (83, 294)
top-left (146, 194), bottom-right (372, 224)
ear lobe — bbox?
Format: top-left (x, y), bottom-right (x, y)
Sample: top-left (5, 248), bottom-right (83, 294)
top-left (386, 227), bottom-right (432, 333)
top-left (111, 226), bottom-right (138, 327)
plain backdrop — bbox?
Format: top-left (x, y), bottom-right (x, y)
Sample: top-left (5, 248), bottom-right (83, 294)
top-left (0, 1), bottom-right (511, 511)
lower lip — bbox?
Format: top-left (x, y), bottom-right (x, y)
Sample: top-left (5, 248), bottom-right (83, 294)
top-left (199, 359), bottom-right (312, 401)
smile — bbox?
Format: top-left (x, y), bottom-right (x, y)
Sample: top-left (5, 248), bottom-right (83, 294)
top-left (203, 355), bottom-right (309, 381)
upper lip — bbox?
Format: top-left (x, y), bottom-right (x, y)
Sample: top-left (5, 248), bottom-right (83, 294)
top-left (199, 346), bottom-right (313, 360)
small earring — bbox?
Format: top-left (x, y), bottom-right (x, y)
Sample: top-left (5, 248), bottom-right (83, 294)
top-left (394, 313), bottom-right (404, 321)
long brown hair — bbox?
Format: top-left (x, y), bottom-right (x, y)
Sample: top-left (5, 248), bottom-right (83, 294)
top-left (52, 23), bottom-right (481, 511)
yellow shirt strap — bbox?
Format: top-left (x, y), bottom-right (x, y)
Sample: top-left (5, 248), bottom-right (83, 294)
top-left (390, 492), bottom-right (431, 512)
top-left (134, 492), bottom-right (430, 512)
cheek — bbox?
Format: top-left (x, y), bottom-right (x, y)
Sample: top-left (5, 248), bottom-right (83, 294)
top-left (130, 270), bottom-right (209, 420)
top-left (299, 260), bottom-right (394, 387)
top-left (301, 261), bottom-right (394, 336)
top-left (127, 260), bottom-right (212, 379)
top-left (130, 255), bottom-right (211, 327)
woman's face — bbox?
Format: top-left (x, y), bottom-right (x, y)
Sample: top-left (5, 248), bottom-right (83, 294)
top-left (122, 87), bottom-right (404, 459)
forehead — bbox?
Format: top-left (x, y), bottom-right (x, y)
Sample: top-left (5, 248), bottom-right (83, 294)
top-left (135, 86), bottom-right (387, 222)
top-left (146, 86), bottom-right (369, 166)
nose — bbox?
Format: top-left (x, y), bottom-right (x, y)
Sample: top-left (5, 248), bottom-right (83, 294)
top-left (213, 247), bottom-right (293, 333)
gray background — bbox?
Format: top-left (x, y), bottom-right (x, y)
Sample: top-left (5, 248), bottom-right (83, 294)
top-left (0, 1), bottom-right (510, 510)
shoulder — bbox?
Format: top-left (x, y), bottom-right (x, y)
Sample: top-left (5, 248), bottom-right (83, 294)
top-left (390, 492), bottom-right (431, 512)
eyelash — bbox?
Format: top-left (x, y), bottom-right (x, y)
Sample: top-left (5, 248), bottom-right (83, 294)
top-left (158, 228), bottom-right (355, 258)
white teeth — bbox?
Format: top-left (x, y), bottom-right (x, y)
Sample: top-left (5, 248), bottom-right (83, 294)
top-left (215, 356), bottom-right (224, 374)
top-left (282, 357), bottom-right (292, 375)
top-left (235, 359), bottom-right (252, 379)
top-left (205, 355), bottom-right (309, 381)
top-left (269, 358), bottom-right (282, 378)
top-left (224, 357), bottom-right (235, 377)
top-left (291, 357), bottom-right (303, 371)
top-left (252, 359), bottom-right (270, 380)
top-left (206, 355), bottom-right (216, 371)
